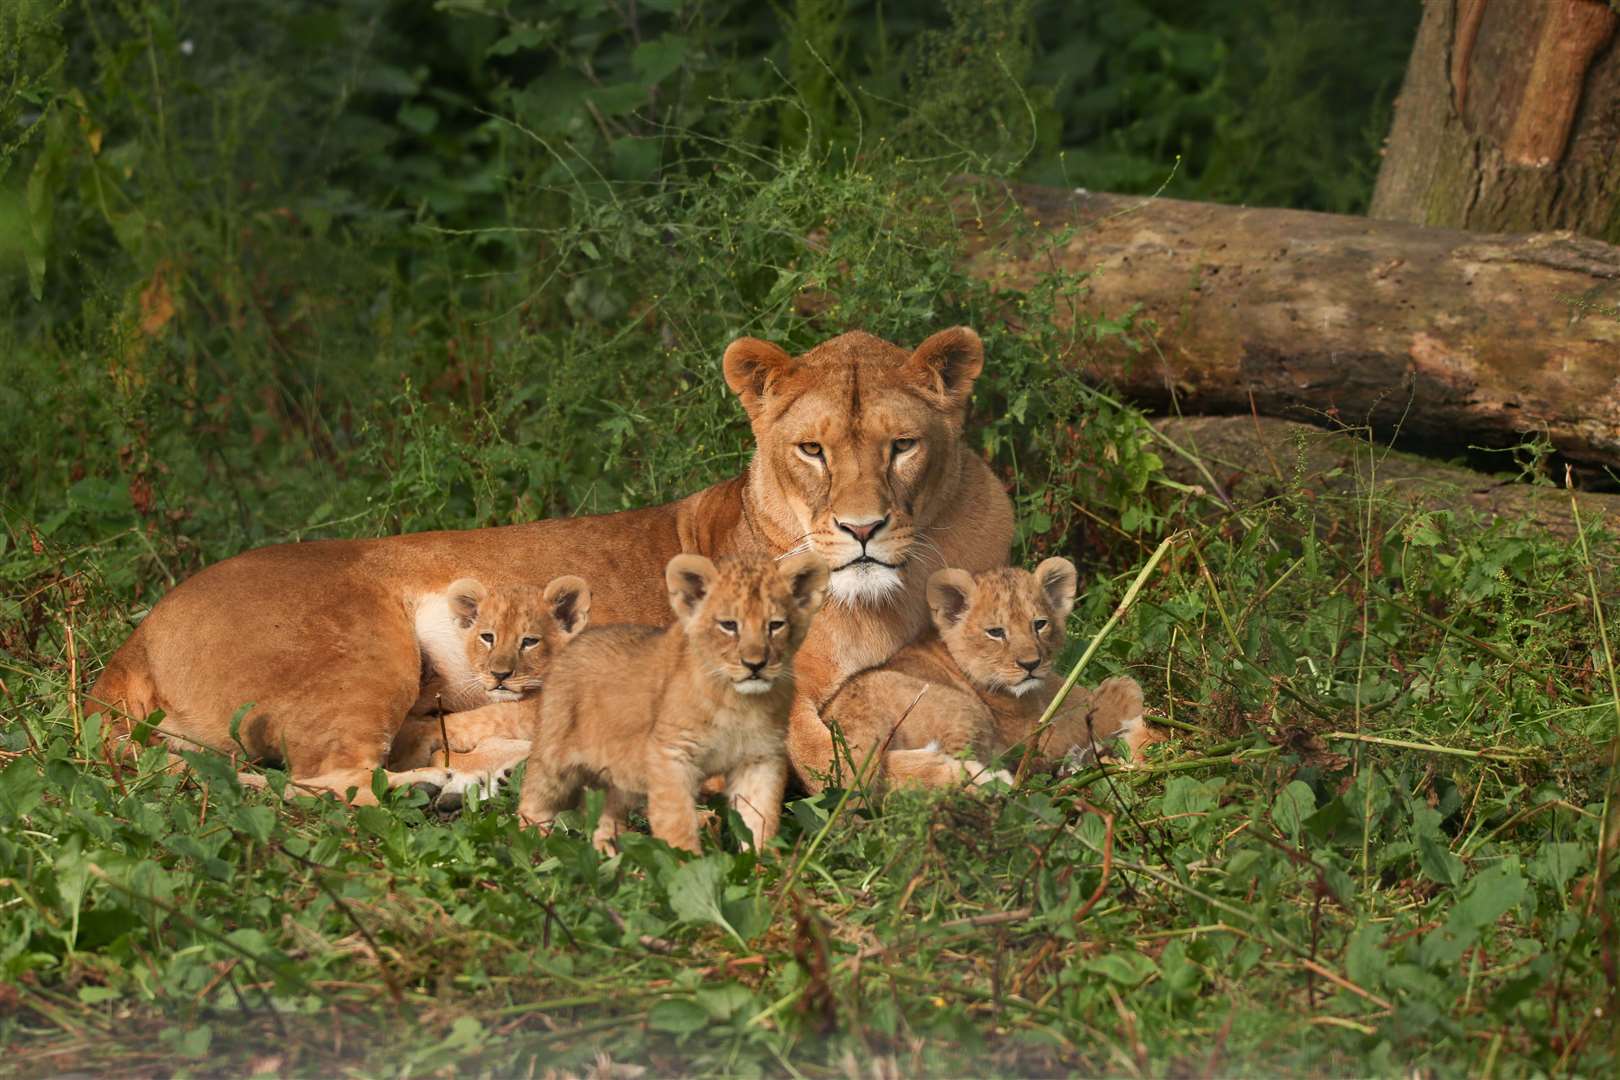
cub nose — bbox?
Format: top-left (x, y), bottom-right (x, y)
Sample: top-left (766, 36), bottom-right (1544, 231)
top-left (491, 668), bottom-right (514, 682)
top-left (742, 657), bottom-right (767, 676)
top-left (836, 516), bottom-right (888, 544)
top-left (1016, 658), bottom-right (1041, 675)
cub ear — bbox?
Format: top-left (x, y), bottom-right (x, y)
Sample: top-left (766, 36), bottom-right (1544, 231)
top-left (543, 575), bottom-right (592, 643)
top-left (779, 552), bottom-right (829, 615)
top-left (447, 578), bottom-right (487, 628)
top-left (722, 337), bottom-right (794, 419)
top-left (906, 326), bottom-right (984, 410)
top-left (927, 568), bottom-right (977, 629)
top-left (666, 554), bottom-right (719, 623)
top-left (1033, 557), bottom-right (1078, 623)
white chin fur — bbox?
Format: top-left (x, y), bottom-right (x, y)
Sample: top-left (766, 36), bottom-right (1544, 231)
top-left (734, 678), bottom-right (773, 695)
top-left (828, 562), bottom-right (904, 606)
top-left (487, 688), bottom-right (522, 702)
top-left (1007, 678), bottom-right (1043, 698)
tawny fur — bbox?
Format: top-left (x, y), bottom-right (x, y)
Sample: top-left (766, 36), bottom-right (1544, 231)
top-left (387, 575), bottom-right (590, 771)
top-left (517, 552), bottom-right (828, 853)
top-left (822, 558), bottom-right (1156, 791)
top-left (86, 328), bottom-right (1013, 802)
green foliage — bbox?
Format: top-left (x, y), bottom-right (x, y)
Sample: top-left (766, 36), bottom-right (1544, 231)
top-left (5, 0), bottom-right (1616, 1074)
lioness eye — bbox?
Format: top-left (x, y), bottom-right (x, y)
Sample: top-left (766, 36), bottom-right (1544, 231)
top-left (1032, 619), bottom-right (1048, 632)
top-left (797, 442), bottom-right (824, 460)
top-left (520, 636), bottom-right (540, 650)
top-left (985, 627), bottom-right (1007, 640)
top-left (478, 632), bottom-right (495, 646)
top-left (892, 437), bottom-right (916, 454)
top-left (718, 619), bottom-right (738, 634)
top-left (768, 619), bottom-right (786, 634)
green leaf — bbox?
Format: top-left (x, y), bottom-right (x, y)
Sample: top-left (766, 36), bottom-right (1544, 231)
top-left (648, 998), bottom-right (709, 1036)
top-left (1415, 832), bottom-right (1463, 887)
top-left (667, 855), bottom-right (745, 945)
top-left (1080, 949), bottom-right (1157, 985)
top-left (1271, 780), bottom-right (1316, 839)
top-left (397, 103), bottom-right (439, 135)
top-left (0, 756), bottom-right (45, 820)
top-left (632, 34), bottom-right (690, 85)
top-left (1526, 842), bottom-right (1587, 891)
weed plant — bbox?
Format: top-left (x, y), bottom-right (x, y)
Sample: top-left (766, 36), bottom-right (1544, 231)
top-left (2, 0), bottom-right (1616, 1075)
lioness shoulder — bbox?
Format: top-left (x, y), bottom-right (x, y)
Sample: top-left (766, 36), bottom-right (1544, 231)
top-left (519, 552), bottom-right (828, 853)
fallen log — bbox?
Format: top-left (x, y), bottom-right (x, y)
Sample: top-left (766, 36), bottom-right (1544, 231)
top-left (959, 183), bottom-right (1620, 469)
top-left (1155, 414), bottom-right (1620, 537)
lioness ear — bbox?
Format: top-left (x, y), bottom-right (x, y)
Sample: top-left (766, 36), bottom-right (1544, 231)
top-left (543, 575), bottom-right (592, 643)
top-left (780, 552), bottom-right (829, 615)
top-left (447, 578), bottom-right (487, 628)
top-left (1033, 557), bottom-right (1078, 623)
top-left (666, 554), bottom-right (719, 623)
top-left (927, 568), bottom-right (977, 629)
top-left (906, 326), bottom-right (984, 409)
top-left (723, 337), bottom-right (794, 419)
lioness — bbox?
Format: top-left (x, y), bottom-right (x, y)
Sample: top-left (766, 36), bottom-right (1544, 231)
top-left (520, 552), bottom-right (827, 853)
top-left (822, 558), bottom-right (1152, 789)
top-left (89, 327), bottom-right (1013, 801)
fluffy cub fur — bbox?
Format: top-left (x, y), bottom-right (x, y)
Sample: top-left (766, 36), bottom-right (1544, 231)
top-left (822, 557), bottom-right (1153, 790)
top-left (389, 576), bottom-right (589, 772)
top-left (518, 552), bottom-right (828, 853)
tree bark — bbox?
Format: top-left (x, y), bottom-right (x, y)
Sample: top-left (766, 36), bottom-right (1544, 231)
top-left (1370, 0), bottom-right (1620, 242)
top-left (1155, 415), bottom-right (1620, 538)
top-left (956, 183), bottom-right (1620, 468)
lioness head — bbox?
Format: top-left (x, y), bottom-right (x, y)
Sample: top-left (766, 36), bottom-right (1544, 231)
top-left (723, 327), bottom-right (986, 607)
top-left (447, 575), bottom-right (591, 701)
top-left (665, 552), bottom-right (829, 696)
top-left (927, 558), bottom-right (1078, 697)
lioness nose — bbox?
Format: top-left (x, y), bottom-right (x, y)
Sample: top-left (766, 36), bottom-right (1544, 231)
top-left (492, 668), bottom-right (514, 682)
top-left (1017, 658), bottom-right (1040, 674)
top-left (836, 516), bottom-right (888, 544)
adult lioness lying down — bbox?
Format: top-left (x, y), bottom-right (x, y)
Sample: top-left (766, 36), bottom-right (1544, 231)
top-left (89, 328), bottom-right (1014, 801)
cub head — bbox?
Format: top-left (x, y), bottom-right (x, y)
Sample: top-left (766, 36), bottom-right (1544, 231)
top-left (723, 327), bottom-right (986, 607)
top-left (447, 575), bottom-right (592, 701)
top-left (665, 552), bottom-right (829, 696)
top-left (927, 558), bottom-right (1078, 697)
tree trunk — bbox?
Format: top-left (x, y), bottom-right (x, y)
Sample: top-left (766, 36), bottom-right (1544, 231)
top-left (1155, 416), bottom-right (1620, 537)
top-left (956, 183), bottom-right (1620, 467)
top-left (1370, 0), bottom-right (1620, 242)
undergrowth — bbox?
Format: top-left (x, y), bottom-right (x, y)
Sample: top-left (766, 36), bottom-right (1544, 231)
top-left (2, 0), bottom-right (1617, 1076)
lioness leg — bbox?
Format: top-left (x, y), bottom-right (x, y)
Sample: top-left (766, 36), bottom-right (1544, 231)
top-left (389, 701), bottom-right (536, 770)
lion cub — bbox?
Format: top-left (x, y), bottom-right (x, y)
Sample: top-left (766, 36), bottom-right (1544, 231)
top-left (518, 551), bottom-right (828, 854)
top-left (822, 557), bottom-right (1152, 790)
top-left (390, 576), bottom-right (590, 772)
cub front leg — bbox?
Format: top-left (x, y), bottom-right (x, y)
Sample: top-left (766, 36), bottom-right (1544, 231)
top-left (591, 786), bottom-right (634, 855)
top-left (645, 752), bottom-right (705, 854)
top-left (725, 756), bottom-right (788, 850)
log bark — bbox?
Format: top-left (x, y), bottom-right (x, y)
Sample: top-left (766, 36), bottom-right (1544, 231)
top-left (1370, 0), bottom-right (1620, 242)
top-left (1155, 415), bottom-right (1620, 537)
top-left (956, 182), bottom-right (1620, 468)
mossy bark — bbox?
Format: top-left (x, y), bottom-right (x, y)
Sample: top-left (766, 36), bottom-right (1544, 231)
top-left (956, 182), bottom-right (1620, 467)
top-left (1370, 0), bottom-right (1620, 243)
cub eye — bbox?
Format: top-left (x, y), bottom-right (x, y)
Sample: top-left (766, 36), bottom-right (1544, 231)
top-left (520, 636), bottom-right (540, 650)
top-left (717, 619), bottom-right (738, 635)
top-left (797, 442), bottom-right (824, 460)
top-left (478, 632), bottom-right (495, 646)
top-left (984, 627), bottom-right (1007, 640)
top-left (892, 437), bottom-right (916, 455)
top-left (768, 619), bottom-right (786, 634)
top-left (1032, 619), bottom-right (1049, 633)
